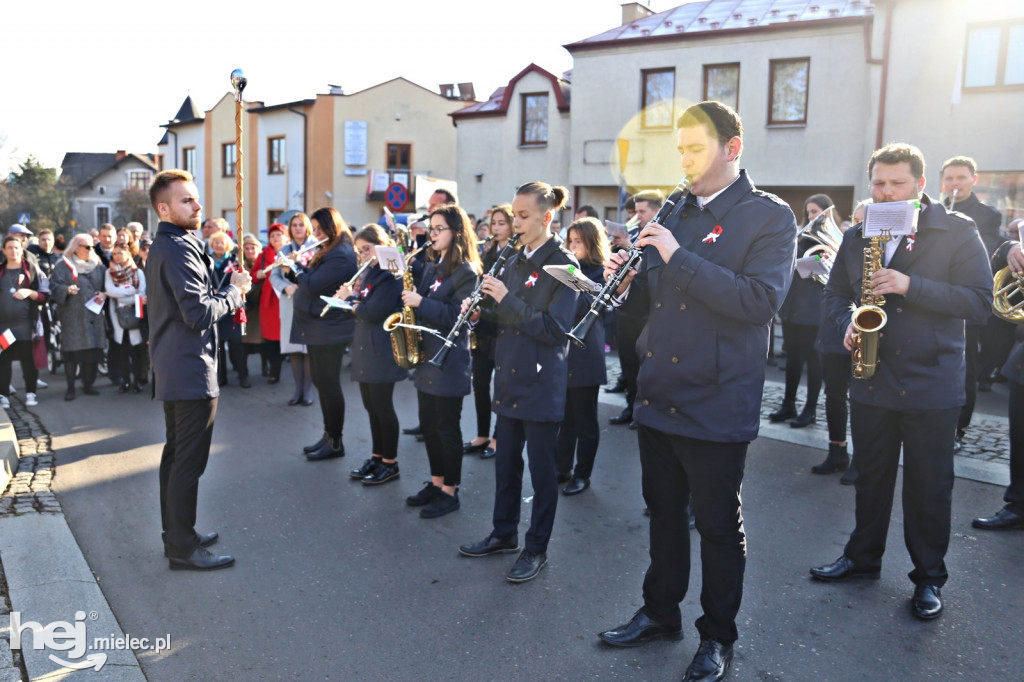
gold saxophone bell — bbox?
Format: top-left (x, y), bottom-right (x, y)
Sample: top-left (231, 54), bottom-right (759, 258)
top-left (383, 312), bottom-right (402, 333)
top-left (993, 266), bottom-right (1024, 323)
top-left (851, 304), bottom-right (887, 379)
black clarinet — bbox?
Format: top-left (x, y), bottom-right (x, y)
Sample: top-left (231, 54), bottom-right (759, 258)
top-left (428, 233), bottom-right (521, 368)
top-left (566, 176), bottom-right (692, 349)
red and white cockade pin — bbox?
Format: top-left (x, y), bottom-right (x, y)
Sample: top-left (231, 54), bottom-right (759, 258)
top-left (360, 283), bottom-right (372, 298)
top-left (525, 271), bottom-right (539, 288)
top-left (905, 235), bottom-right (916, 252)
top-left (429, 277), bottom-right (443, 292)
top-left (702, 225), bottom-right (723, 244)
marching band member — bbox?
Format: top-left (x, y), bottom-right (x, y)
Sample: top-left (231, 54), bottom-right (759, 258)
top-left (339, 225), bottom-right (408, 486)
top-left (556, 217), bottom-right (609, 495)
top-left (285, 207), bottom-right (357, 461)
top-left (458, 182), bottom-right (578, 584)
top-left (810, 143), bottom-right (991, 622)
top-left (597, 102), bottom-right (796, 682)
top-left (464, 204), bottom-right (515, 459)
top-left (402, 204), bottom-right (481, 518)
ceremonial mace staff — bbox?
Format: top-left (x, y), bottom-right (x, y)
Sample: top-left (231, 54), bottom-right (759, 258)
top-left (231, 68), bottom-right (247, 335)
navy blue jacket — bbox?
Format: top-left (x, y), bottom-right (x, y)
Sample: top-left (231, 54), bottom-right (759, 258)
top-left (413, 260), bottom-right (479, 397)
top-left (290, 243), bottom-right (357, 346)
top-left (778, 236), bottom-right (823, 326)
top-left (147, 221), bottom-right (243, 401)
top-left (488, 237), bottom-right (579, 423)
top-left (632, 170), bottom-right (798, 442)
top-left (566, 263), bottom-right (607, 388)
top-left (824, 194), bottom-right (992, 411)
top-left (350, 264), bottom-right (407, 384)
top-left (951, 193), bottom-right (1003, 257)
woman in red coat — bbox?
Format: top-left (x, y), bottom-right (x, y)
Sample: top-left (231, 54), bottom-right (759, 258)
top-left (250, 223), bottom-right (288, 383)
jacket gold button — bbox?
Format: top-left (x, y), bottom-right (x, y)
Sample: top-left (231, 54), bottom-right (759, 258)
top-left (896, 308), bottom-right (903, 313)
top-left (655, 302), bottom-right (662, 308)
top-left (512, 403), bottom-right (518, 409)
top-left (511, 368), bottom-right (517, 374)
top-left (671, 357), bottom-right (678, 363)
top-left (642, 400), bottom-right (650, 406)
top-left (496, 365), bottom-right (501, 371)
top-left (495, 400), bottom-right (502, 405)
top-left (646, 351), bottom-right (653, 358)
top-left (679, 304), bottom-right (687, 310)
top-left (669, 407), bottom-right (677, 414)
top-left (515, 330), bottom-right (520, 335)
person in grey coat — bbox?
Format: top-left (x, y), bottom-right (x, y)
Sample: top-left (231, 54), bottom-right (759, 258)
top-left (49, 232), bottom-right (107, 401)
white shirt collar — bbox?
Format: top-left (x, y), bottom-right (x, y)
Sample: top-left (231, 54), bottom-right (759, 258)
top-left (695, 174), bottom-right (742, 208)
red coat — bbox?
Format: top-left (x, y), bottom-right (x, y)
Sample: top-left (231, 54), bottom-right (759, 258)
top-left (251, 246), bottom-right (281, 341)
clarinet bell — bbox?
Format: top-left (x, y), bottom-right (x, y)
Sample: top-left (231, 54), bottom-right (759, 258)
top-left (428, 344), bottom-right (451, 369)
top-left (567, 310), bottom-right (598, 350)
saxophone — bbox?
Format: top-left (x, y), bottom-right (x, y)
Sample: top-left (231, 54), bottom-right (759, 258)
top-left (383, 239), bottom-right (432, 370)
top-left (850, 235), bottom-right (888, 380)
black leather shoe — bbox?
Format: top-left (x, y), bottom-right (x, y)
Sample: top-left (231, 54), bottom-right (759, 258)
top-left (563, 476), bottom-right (590, 496)
top-left (463, 441), bottom-right (488, 454)
top-left (610, 408), bottom-right (633, 425)
top-left (82, 386), bottom-right (99, 396)
top-left (420, 490), bottom-right (459, 518)
top-left (768, 402), bottom-right (796, 422)
top-left (506, 549), bottom-right (547, 583)
top-left (629, 421), bottom-right (638, 430)
top-left (911, 584), bottom-right (943, 620)
top-left (790, 411), bottom-right (816, 428)
top-left (303, 432), bottom-right (329, 454)
top-left (406, 482), bottom-right (441, 507)
top-left (239, 376), bottom-right (251, 388)
top-left (598, 609), bottom-right (682, 647)
top-left (363, 461), bottom-right (400, 486)
top-left (459, 534), bottom-right (519, 557)
top-left (305, 437), bottom-right (344, 461)
top-left (682, 639), bottom-right (733, 681)
top-left (972, 507), bottom-right (1024, 530)
top-left (480, 446), bottom-right (496, 459)
top-left (288, 397), bottom-right (301, 406)
top-left (403, 425), bottom-right (422, 436)
top-left (163, 531), bottom-right (219, 557)
top-left (301, 399), bottom-right (314, 406)
top-left (809, 555), bottom-right (880, 582)
top-left (64, 390), bottom-right (75, 401)
top-left (812, 444), bottom-right (849, 475)
top-left (168, 546), bottom-right (235, 571)
top-left (350, 458), bottom-right (381, 479)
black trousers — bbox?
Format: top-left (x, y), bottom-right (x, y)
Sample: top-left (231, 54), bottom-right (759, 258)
top-left (978, 314), bottom-right (1015, 382)
top-left (110, 329), bottom-right (144, 386)
top-left (781, 323), bottom-right (821, 409)
top-left (217, 339), bottom-right (248, 384)
top-left (845, 401), bottom-right (958, 587)
top-left (1005, 380), bottom-right (1024, 515)
top-left (638, 425), bottom-right (747, 644)
top-left (160, 398), bottom-right (217, 556)
top-left (470, 345), bottom-right (495, 439)
top-left (616, 314), bottom-right (644, 411)
top-left (556, 386), bottom-right (601, 478)
top-left (0, 340), bottom-right (38, 395)
top-left (360, 382), bottom-right (398, 460)
top-left (492, 416), bottom-right (560, 553)
top-left (262, 339), bottom-right (282, 380)
top-left (308, 342), bottom-right (348, 439)
top-left (417, 391), bottom-right (464, 487)
top-left (821, 352), bottom-right (851, 443)
top-left (957, 325), bottom-right (980, 433)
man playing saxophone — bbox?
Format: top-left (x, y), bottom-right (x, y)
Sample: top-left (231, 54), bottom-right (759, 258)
top-left (810, 143), bottom-right (992, 622)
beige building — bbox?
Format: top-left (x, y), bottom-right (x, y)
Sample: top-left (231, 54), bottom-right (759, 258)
top-left (157, 78), bottom-right (463, 239)
top-left (60, 152), bottom-right (159, 233)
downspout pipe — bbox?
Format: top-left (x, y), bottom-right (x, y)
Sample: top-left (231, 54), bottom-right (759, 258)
top-left (287, 105), bottom-right (308, 212)
top-left (865, 2), bottom-right (894, 149)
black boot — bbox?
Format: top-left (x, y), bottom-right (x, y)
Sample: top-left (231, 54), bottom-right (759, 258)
top-left (769, 401), bottom-right (797, 422)
top-left (306, 435), bottom-right (344, 461)
top-left (64, 362), bottom-right (77, 401)
top-left (790, 407), bottom-right (817, 428)
top-left (302, 431), bottom-right (329, 454)
top-left (840, 456), bottom-right (858, 485)
top-left (812, 443), bottom-right (849, 474)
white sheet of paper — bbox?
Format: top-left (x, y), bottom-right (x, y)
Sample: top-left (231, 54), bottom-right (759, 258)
top-left (863, 201), bottom-right (919, 238)
top-left (319, 296), bottom-right (356, 311)
top-left (542, 264), bottom-right (602, 294)
top-left (795, 256), bottom-right (829, 279)
top-left (375, 245), bottom-right (405, 274)
top-left (85, 296), bottom-right (104, 315)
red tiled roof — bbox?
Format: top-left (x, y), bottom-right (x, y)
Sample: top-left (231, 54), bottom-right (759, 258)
top-left (451, 64), bottom-right (570, 120)
top-left (565, 0), bottom-right (875, 51)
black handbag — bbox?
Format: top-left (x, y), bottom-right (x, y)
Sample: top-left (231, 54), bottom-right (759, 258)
top-left (116, 304), bottom-right (141, 330)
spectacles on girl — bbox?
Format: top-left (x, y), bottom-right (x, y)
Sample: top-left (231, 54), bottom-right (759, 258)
top-left (428, 226), bottom-right (449, 235)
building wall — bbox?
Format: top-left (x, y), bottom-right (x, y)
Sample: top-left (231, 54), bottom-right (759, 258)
top-left (329, 79), bottom-right (460, 227)
top-left (71, 159), bottom-right (156, 233)
top-left (156, 123), bottom-right (205, 198)
top-left (253, 109), bottom-right (306, 237)
top-left (203, 93), bottom-right (243, 235)
top-left (455, 70), bottom-right (572, 216)
top-left (568, 22), bottom-right (873, 209)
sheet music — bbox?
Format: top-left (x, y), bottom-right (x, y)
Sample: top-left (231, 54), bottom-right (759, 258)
top-left (375, 246), bottom-right (405, 274)
top-left (319, 296), bottom-right (356, 312)
top-left (542, 264), bottom-right (603, 294)
top-left (863, 200), bottom-right (920, 238)
top-left (795, 256), bottom-right (829, 280)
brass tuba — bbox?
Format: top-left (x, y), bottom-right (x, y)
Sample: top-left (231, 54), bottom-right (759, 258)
top-left (993, 266), bottom-right (1024, 322)
top-left (851, 234), bottom-right (888, 380)
top-left (383, 239), bottom-right (433, 369)
top-left (800, 206), bottom-right (844, 286)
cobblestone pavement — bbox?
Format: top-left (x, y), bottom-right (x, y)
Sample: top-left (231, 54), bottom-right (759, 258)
top-left (0, 392), bottom-right (59, 682)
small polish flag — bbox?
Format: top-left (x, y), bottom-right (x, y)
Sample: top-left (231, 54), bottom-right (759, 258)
top-left (62, 256), bottom-right (78, 282)
top-left (135, 295), bottom-right (145, 320)
top-left (0, 329), bottom-right (15, 351)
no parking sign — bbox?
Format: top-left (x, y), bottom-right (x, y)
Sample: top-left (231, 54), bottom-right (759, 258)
top-left (385, 183), bottom-right (408, 211)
